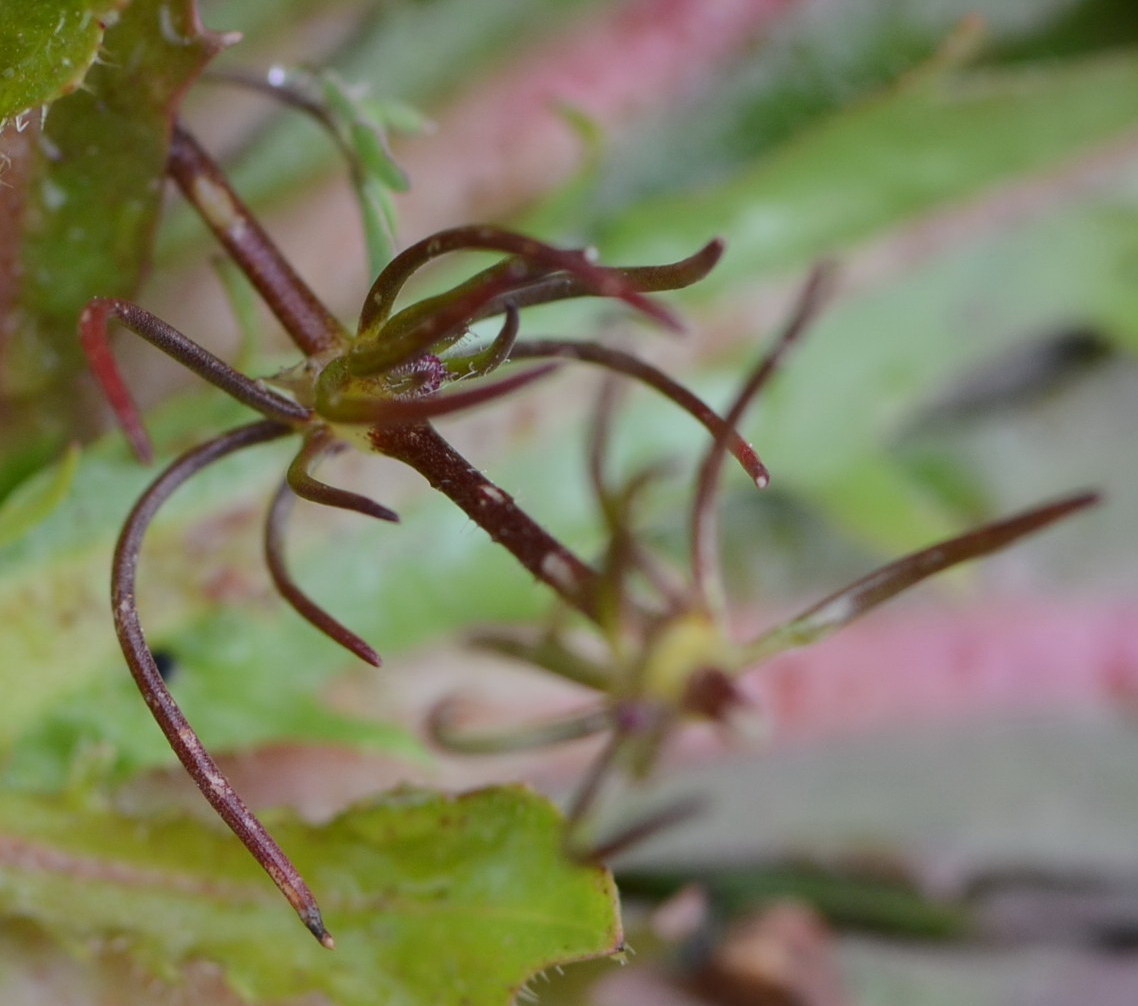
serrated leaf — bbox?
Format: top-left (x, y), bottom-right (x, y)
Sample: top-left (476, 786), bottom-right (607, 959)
top-left (1, 0), bottom-right (231, 402)
top-left (0, 0), bottom-right (124, 122)
top-left (0, 785), bottom-right (621, 1005)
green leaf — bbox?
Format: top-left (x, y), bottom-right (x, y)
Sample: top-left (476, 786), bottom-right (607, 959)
top-left (574, 0), bottom-right (1122, 224)
top-left (599, 51), bottom-right (1138, 290)
top-left (0, 388), bottom-right (560, 784)
top-left (2, 0), bottom-right (231, 401)
top-left (317, 69), bottom-right (410, 274)
top-left (714, 171), bottom-right (1138, 547)
top-left (164, 0), bottom-right (605, 232)
top-left (0, 442), bottom-right (79, 548)
top-left (0, 0), bottom-right (123, 122)
top-left (0, 785), bottom-right (621, 1005)
top-left (320, 72), bottom-right (410, 193)
top-left (0, 388), bottom-right (429, 779)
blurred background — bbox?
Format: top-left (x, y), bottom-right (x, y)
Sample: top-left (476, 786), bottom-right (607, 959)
top-left (2, 0), bottom-right (1138, 1002)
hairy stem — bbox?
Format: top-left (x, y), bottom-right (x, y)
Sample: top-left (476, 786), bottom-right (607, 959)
top-left (368, 423), bottom-right (602, 619)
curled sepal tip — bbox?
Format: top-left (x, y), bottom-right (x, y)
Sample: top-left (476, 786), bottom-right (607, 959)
top-left (464, 237), bottom-right (727, 325)
top-left (265, 479), bottom-right (383, 667)
top-left (744, 491), bottom-right (1100, 664)
top-left (355, 224), bottom-right (685, 355)
top-left (447, 304), bottom-right (520, 379)
top-left (509, 340), bottom-right (767, 486)
top-left (617, 238), bottom-right (725, 293)
top-left (287, 427), bottom-right (400, 524)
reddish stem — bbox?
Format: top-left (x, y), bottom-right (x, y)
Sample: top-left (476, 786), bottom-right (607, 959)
top-left (112, 420), bottom-right (334, 947)
top-left (286, 426), bottom-right (400, 523)
top-left (368, 423), bottom-right (602, 619)
top-left (585, 796), bottom-right (704, 862)
top-left (510, 339), bottom-right (768, 486)
top-left (168, 124), bottom-right (347, 357)
top-left (587, 383), bottom-right (689, 612)
top-left (690, 263), bottom-right (834, 610)
top-left (265, 477), bottom-right (382, 667)
top-left (79, 298), bottom-right (312, 463)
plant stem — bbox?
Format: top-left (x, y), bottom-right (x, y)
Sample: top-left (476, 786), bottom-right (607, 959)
top-left (112, 419), bottom-right (334, 948)
top-left (167, 124), bottom-right (348, 356)
top-left (369, 422), bottom-right (603, 619)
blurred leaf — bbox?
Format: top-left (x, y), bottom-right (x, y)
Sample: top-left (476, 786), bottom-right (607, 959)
top-left (990, 0), bottom-right (1138, 63)
top-left (0, 388), bottom-right (429, 781)
top-left (0, 0), bottom-right (122, 122)
top-left (619, 861), bottom-right (972, 940)
top-left (0, 392), bottom-right (264, 752)
top-left (599, 50), bottom-right (1138, 289)
top-left (366, 95), bottom-right (431, 135)
top-left (176, 0), bottom-right (604, 224)
top-left (0, 442), bottom-right (79, 548)
top-left (724, 173), bottom-right (1138, 547)
top-left (1, 0), bottom-right (231, 403)
top-left (0, 785), bottom-right (621, 1005)
top-left (320, 71), bottom-right (410, 193)
top-left (318, 68), bottom-right (410, 274)
top-left (197, 0), bottom-right (338, 39)
top-left (577, 0), bottom-right (1082, 223)
top-left (0, 387), bottom-right (569, 784)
